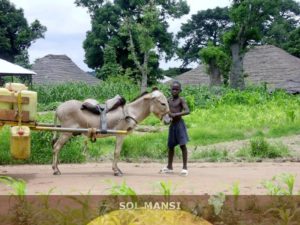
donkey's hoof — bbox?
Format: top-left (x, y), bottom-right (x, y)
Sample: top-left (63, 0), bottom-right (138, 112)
top-left (53, 171), bottom-right (61, 175)
top-left (114, 171), bottom-right (123, 177)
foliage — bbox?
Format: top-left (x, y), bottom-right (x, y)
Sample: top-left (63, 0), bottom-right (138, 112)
top-left (0, 0), bottom-right (46, 65)
top-left (262, 173), bottom-right (296, 195)
top-left (231, 181), bottom-right (240, 196)
top-left (185, 95), bottom-right (195, 112)
top-left (96, 45), bottom-right (123, 80)
top-left (120, 0), bottom-right (162, 91)
top-left (76, 0), bottom-right (189, 83)
top-left (262, 0), bottom-right (300, 54)
top-left (208, 192), bottom-right (226, 216)
top-left (283, 27), bottom-right (300, 58)
top-left (199, 43), bottom-right (231, 85)
top-left (106, 180), bottom-right (137, 196)
top-left (33, 76), bottom-right (139, 107)
top-left (224, 0), bottom-right (279, 89)
top-left (154, 181), bottom-right (175, 196)
top-left (177, 7), bottom-right (230, 67)
top-left (0, 176), bottom-right (27, 196)
top-left (249, 136), bottom-right (290, 158)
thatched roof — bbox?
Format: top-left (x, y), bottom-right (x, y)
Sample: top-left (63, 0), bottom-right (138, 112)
top-left (32, 55), bottom-right (99, 84)
top-left (243, 45), bottom-right (300, 93)
top-left (173, 45), bottom-right (300, 93)
top-left (171, 64), bottom-right (210, 85)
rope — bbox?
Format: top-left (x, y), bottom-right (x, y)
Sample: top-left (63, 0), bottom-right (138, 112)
top-left (17, 91), bottom-right (22, 128)
top-left (87, 128), bottom-right (97, 143)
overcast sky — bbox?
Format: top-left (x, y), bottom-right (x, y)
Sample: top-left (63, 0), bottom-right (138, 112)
top-left (10, 0), bottom-right (231, 71)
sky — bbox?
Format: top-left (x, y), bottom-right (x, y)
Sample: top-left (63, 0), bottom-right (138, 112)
top-left (10, 0), bottom-right (231, 71)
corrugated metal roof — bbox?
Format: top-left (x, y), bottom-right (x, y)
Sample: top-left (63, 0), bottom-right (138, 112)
top-left (0, 58), bottom-right (36, 75)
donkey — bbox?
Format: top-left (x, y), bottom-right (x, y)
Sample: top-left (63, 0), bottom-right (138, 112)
top-left (52, 90), bottom-right (170, 176)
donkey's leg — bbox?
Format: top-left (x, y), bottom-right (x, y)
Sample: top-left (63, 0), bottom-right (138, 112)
top-left (52, 132), bottom-right (72, 175)
top-left (112, 136), bottom-right (125, 176)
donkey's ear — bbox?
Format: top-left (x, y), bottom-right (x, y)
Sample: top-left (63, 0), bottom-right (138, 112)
top-left (144, 93), bottom-right (152, 99)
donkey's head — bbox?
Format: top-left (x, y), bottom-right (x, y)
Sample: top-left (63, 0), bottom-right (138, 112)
top-left (144, 90), bottom-right (170, 121)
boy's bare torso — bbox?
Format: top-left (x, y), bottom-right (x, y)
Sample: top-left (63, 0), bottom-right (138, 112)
top-left (168, 97), bottom-right (185, 122)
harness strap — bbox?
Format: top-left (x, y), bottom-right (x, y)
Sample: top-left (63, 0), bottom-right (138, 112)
top-left (98, 104), bottom-right (107, 133)
top-left (123, 106), bottom-right (138, 125)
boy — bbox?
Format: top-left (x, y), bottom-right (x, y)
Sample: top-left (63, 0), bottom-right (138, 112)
top-left (161, 81), bottom-right (190, 176)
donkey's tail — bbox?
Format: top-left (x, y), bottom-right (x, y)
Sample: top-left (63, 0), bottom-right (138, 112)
top-left (52, 113), bottom-right (58, 147)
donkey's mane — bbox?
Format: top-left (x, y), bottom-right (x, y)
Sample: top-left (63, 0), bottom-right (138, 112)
top-left (130, 91), bottom-right (149, 103)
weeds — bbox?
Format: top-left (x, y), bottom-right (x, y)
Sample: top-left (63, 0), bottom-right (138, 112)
top-left (208, 192), bottom-right (225, 216)
top-left (106, 180), bottom-right (137, 196)
top-left (236, 137), bottom-right (291, 159)
top-left (0, 176), bottom-right (27, 197)
top-left (154, 181), bottom-right (175, 196)
top-left (262, 173), bottom-right (296, 195)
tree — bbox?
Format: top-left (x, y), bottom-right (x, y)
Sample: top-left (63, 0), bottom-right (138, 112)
top-left (177, 7), bottom-right (231, 67)
top-left (199, 43), bottom-right (231, 86)
top-left (283, 27), bottom-right (300, 57)
top-left (121, 0), bottom-right (163, 92)
top-left (224, 0), bottom-right (278, 89)
top-left (97, 45), bottom-right (123, 80)
top-left (0, 0), bottom-right (46, 66)
top-left (75, 0), bottom-right (189, 85)
top-left (262, 0), bottom-right (300, 50)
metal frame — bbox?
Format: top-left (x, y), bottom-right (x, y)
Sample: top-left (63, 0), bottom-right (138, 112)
top-left (0, 121), bottom-right (128, 135)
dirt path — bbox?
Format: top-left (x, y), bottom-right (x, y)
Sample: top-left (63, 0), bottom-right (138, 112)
top-left (0, 162), bottom-right (300, 195)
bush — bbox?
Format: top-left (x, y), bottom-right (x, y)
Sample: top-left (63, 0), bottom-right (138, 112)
top-left (236, 137), bottom-right (291, 159)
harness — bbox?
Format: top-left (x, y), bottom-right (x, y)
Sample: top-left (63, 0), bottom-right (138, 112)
top-left (123, 105), bottom-right (138, 125)
top-left (81, 98), bottom-right (137, 141)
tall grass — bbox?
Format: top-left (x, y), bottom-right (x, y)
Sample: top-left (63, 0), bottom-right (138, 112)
top-left (33, 76), bottom-right (139, 110)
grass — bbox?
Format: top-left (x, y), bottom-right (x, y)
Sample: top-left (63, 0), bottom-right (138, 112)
top-left (191, 148), bottom-right (229, 162)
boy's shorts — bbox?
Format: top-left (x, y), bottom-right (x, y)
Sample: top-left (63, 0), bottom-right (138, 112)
top-left (168, 119), bottom-right (189, 148)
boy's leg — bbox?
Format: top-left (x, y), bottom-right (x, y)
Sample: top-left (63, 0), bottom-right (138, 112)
top-left (180, 145), bottom-right (188, 170)
top-left (167, 147), bottom-right (175, 170)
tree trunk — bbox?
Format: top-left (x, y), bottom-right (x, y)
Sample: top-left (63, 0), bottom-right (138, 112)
top-left (141, 70), bottom-right (148, 93)
top-left (208, 61), bottom-right (222, 86)
top-left (229, 43), bottom-right (245, 90)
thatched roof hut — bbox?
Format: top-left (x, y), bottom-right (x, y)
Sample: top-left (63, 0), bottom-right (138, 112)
top-left (32, 55), bottom-right (99, 84)
top-left (170, 65), bottom-right (209, 85)
top-left (243, 45), bottom-right (300, 93)
top-left (173, 45), bottom-right (300, 93)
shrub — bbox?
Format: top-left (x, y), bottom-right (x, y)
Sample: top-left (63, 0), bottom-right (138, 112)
top-left (236, 137), bottom-right (291, 159)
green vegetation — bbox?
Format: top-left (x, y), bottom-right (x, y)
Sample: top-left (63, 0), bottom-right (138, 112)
top-left (262, 173), bottom-right (296, 195)
top-left (0, 176), bottom-right (27, 196)
top-left (0, 0), bottom-right (46, 66)
top-left (236, 137), bottom-right (291, 159)
top-left (154, 181), bottom-right (175, 196)
top-left (106, 180), bottom-right (137, 196)
top-left (191, 149), bottom-right (229, 162)
top-left (33, 76), bottom-right (139, 111)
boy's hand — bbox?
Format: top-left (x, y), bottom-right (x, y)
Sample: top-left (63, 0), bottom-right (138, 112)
top-left (169, 112), bottom-right (177, 118)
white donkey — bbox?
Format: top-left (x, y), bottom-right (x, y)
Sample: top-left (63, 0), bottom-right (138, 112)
top-left (52, 90), bottom-right (170, 176)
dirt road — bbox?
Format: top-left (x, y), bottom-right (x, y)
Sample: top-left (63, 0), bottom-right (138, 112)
top-left (0, 162), bottom-right (299, 195)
